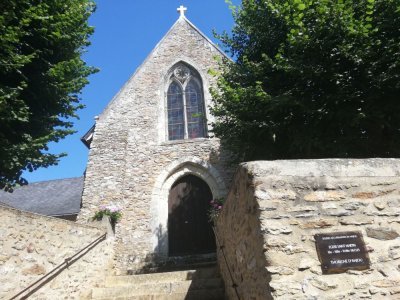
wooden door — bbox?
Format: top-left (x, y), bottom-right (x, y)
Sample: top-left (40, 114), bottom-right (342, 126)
top-left (168, 175), bottom-right (215, 256)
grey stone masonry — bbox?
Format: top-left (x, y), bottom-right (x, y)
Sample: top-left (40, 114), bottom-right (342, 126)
top-left (0, 206), bottom-right (112, 300)
top-left (78, 16), bottom-right (234, 273)
top-left (216, 159), bottom-right (400, 299)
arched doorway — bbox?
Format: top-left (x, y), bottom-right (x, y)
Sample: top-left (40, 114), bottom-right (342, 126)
top-left (168, 175), bottom-right (216, 256)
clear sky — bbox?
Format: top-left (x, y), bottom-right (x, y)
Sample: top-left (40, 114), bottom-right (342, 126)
top-left (23, 0), bottom-right (240, 183)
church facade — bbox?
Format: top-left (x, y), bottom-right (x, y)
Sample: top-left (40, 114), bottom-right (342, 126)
top-left (78, 10), bottom-right (234, 272)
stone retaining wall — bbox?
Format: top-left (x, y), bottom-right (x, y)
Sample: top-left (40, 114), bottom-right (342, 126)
top-left (0, 206), bottom-right (113, 299)
top-left (216, 159), bottom-right (400, 299)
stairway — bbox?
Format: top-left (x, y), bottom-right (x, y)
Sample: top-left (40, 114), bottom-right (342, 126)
top-left (90, 265), bottom-right (225, 300)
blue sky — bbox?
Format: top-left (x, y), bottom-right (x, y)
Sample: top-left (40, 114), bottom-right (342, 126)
top-left (23, 0), bottom-right (240, 183)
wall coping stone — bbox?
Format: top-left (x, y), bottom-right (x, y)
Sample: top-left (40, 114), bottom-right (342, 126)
top-left (244, 158), bottom-right (400, 177)
top-left (0, 204), bottom-right (106, 233)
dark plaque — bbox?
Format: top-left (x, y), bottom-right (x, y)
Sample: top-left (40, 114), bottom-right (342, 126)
top-left (314, 231), bottom-right (370, 274)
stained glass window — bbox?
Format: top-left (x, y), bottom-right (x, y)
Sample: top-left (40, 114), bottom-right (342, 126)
top-left (185, 80), bottom-right (205, 138)
top-left (167, 64), bottom-right (207, 141)
top-left (167, 82), bottom-right (184, 140)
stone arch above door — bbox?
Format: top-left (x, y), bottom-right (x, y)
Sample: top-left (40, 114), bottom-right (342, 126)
top-left (150, 157), bottom-right (227, 257)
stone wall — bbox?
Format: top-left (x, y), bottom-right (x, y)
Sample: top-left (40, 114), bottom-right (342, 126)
top-left (0, 206), bottom-right (113, 299)
top-left (216, 159), bottom-right (400, 299)
top-left (79, 16), bottom-right (234, 273)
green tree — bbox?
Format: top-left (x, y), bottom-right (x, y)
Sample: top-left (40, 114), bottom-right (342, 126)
top-left (0, 0), bottom-right (97, 191)
top-left (211, 0), bottom-right (400, 161)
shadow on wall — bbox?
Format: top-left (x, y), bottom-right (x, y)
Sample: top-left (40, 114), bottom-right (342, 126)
top-left (207, 141), bottom-right (237, 198)
top-left (126, 224), bottom-right (167, 275)
top-left (128, 224), bottom-right (224, 299)
top-left (154, 223), bottom-right (168, 262)
top-left (208, 143), bottom-right (236, 169)
top-left (136, 173), bottom-right (217, 275)
top-left (215, 165), bottom-right (273, 300)
top-left (127, 225), bottom-right (216, 275)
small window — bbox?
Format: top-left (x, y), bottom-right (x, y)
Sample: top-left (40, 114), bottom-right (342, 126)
top-left (166, 64), bottom-right (206, 141)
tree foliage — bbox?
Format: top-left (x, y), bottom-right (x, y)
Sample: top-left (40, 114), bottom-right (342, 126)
top-left (0, 0), bottom-right (97, 190)
top-left (211, 0), bottom-right (400, 161)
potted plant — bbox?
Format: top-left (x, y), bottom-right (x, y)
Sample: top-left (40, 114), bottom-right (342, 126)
top-left (93, 203), bottom-right (122, 230)
top-left (208, 198), bottom-right (224, 224)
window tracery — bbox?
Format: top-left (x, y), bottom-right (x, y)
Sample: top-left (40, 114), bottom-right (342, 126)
top-left (167, 64), bottom-right (206, 140)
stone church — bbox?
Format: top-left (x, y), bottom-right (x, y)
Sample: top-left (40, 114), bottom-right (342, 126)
top-left (2, 6), bottom-right (400, 300)
top-left (78, 7), bottom-right (234, 272)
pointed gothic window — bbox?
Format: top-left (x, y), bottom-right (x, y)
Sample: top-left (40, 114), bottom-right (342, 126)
top-left (167, 64), bottom-right (206, 140)
top-left (167, 82), bottom-right (184, 140)
top-left (185, 80), bottom-right (205, 139)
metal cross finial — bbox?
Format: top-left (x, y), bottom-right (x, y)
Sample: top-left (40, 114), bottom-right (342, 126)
top-left (177, 5), bottom-right (187, 17)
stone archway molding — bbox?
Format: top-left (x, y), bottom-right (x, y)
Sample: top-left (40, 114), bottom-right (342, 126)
top-left (150, 156), bottom-right (227, 257)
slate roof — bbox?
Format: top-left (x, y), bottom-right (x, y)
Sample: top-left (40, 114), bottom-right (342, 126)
top-left (0, 177), bottom-right (84, 216)
top-left (81, 125), bottom-right (95, 149)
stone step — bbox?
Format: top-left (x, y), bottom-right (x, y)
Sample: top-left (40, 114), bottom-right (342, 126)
top-left (105, 267), bottom-right (220, 287)
top-left (91, 288), bottom-right (225, 300)
top-left (135, 259), bottom-right (217, 275)
top-left (92, 279), bottom-right (223, 299)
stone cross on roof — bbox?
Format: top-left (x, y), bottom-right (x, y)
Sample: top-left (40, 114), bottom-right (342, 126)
top-left (177, 5), bottom-right (187, 17)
